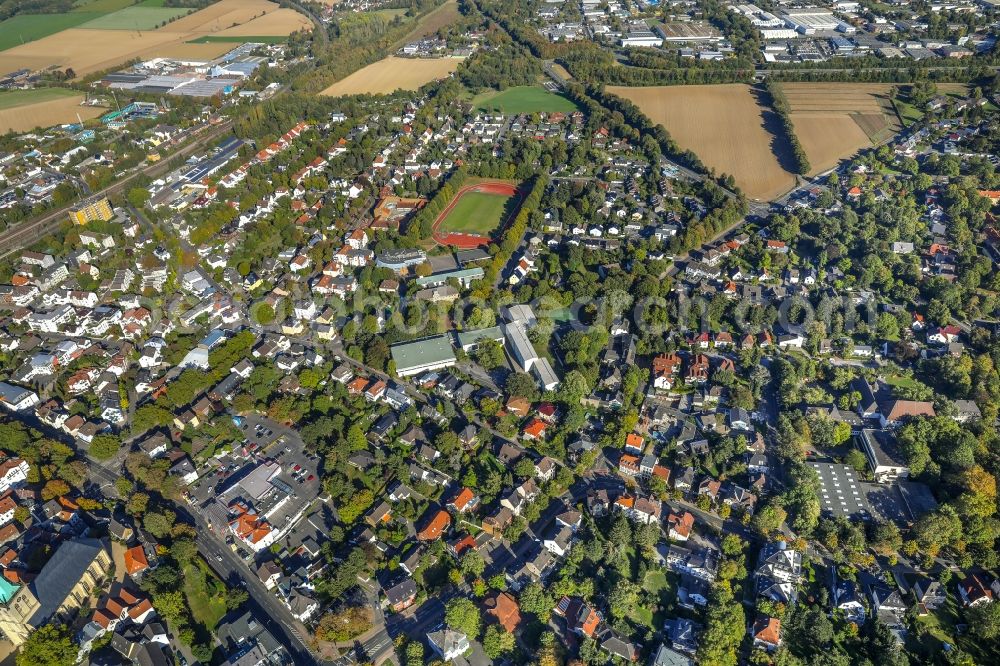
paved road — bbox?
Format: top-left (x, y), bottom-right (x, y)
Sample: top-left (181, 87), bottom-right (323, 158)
top-left (193, 511), bottom-right (332, 666)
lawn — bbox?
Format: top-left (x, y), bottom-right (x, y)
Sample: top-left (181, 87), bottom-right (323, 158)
top-left (182, 559), bottom-right (228, 631)
top-left (79, 6), bottom-right (190, 30)
top-left (473, 85), bottom-right (580, 114)
top-left (438, 190), bottom-right (515, 235)
top-left (0, 87), bottom-right (79, 110)
top-left (188, 35), bottom-right (289, 44)
top-left (885, 374), bottom-right (922, 390)
top-left (0, 13), bottom-right (103, 51)
top-left (644, 570), bottom-right (670, 594)
top-left (912, 596), bottom-right (990, 664)
top-left (629, 569), bottom-right (676, 630)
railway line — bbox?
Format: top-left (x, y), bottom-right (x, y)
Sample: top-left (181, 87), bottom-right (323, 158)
top-left (0, 118), bottom-right (235, 259)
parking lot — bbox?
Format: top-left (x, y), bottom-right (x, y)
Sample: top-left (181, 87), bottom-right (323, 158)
top-left (187, 413), bottom-right (324, 549)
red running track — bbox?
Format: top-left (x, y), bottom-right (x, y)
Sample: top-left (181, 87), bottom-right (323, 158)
top-left (432, 181), bottom-right (524, 249)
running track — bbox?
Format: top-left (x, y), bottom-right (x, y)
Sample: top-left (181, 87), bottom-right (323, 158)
top-left (432, 181), bottom-right (524, 249)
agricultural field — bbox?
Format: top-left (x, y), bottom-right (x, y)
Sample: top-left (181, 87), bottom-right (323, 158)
top-left (0, 0), bottom-right (305, 77)
top-left (473, 85), bottom-right (580, 114)
top-left (609, 84), bottom-right (796, 200)
top-left (778, 83), bottom-right (903, 174)
top-left (0, 13), bottom-right (102, 52)
top-left (0, 91), bottom-right (104, 133)
top-left (188, 35), bottom-right (289, 44)
top-left (0, 87), bottom-right (80, 110)
top-left (78, 6), bottom-right (192, 30)
top-left (73, 0), bottom-right (136, 11)
top-left (320, 56), bottom-right (461, 96)
top-left (208, 9), bottom-right (311, 37)
top-left (400, 0), bottom-right (460, 43)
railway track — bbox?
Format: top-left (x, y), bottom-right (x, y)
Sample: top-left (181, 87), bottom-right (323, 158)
top-left (0, 118), bottom-right (234, 259)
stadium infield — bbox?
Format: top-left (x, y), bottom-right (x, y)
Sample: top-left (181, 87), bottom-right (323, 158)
top-left (432, 181), bottom-right (524, 249)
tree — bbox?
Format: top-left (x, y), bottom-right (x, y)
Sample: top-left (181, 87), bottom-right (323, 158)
top-left (750, 502), bottom-right (787, 537)
top-left (225, 587), bottom-right (249, 610)
top-left (89, 434), bottom-right (120, 461)
top-left (127, 187), bottom-right (149, 209)
top-left (474, 339), bottom-right (506, 370)
top-left (967, 601), bottom-right (1000, 639)
top-left (460, 550), bottom-right (486, 578)
top-left (697, 585), bottom-right (745, 666)
top-left (482, 624), bottom-right (515, 658)
top-left (518, 582), bottom-right (553, 621)
top-left (845, 448), bottom-right (867, 473)
top-left (142, 511), bottom-right (176, 539)
top-left (405, 641), bottom-right (424, 666)
top-left (255, 303), bottom-right (276, 325)
top-left (445, 597), bottom-right (481, 638)
top-left (16, 624), bottom-right (77, 666)
top-left (40, 479), bottom-right (70, 501)
top-left (316, 606), bottom-right (373, 642)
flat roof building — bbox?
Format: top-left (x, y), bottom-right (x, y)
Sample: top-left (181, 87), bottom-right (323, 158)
top-left (391, 335), bottom-right (457, 377)
top-left (454, 326), bottom-right (505, 352)
top-left (415, 267), bottom-right (485, 289)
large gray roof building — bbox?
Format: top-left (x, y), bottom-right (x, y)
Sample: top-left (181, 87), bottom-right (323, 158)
top-left (390, 335), bottom-right (457, 377)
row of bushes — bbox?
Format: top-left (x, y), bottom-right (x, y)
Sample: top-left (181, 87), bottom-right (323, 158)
top-left (762, 81), bottom-right (810, 175)
top-left (405, 167), bottom-right (470, 241)
top-left (483, 173), bottom-right (548, 286)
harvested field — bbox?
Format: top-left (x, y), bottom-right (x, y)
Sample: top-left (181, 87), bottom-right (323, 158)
top-left (211, 9), bottom-right (312, 37)
top-left (320, 56), bottom-right (461, 96)
top-left (400, 0), bottom-right (460, 43)
top-left (608, 84), bottom-right (796, 200)
top-left (787, 115), bottom-right (871, 176)
top-left (0, 94), bottom-right (104, 133)
top-left (778, 83), bottom-right (902, 174)
top-left (0, 0), bottom-right (304, 76)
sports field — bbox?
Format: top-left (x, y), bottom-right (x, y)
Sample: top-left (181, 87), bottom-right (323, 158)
top-left (473, 86), bottom-right (579, 114)
top-left (439, 191), bottom-right (510, 234)
top-left (778, 83), bottom-right (902, 175)
top-left (320, 56), bottom-right (461, 96)
top-left (79, 6), bottom-right (191, 30)
top-left (433, 181), bottom-right (523, 248)
top-left (609, 84), bottom-right (796, 200)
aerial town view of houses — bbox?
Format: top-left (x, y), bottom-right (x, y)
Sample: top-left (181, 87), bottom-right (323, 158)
top-left (2, 0), bottom-right (1000, 665)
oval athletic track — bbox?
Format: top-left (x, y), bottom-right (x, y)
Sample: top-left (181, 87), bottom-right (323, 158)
top-left (431, 180), bottom-right (525, 249)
